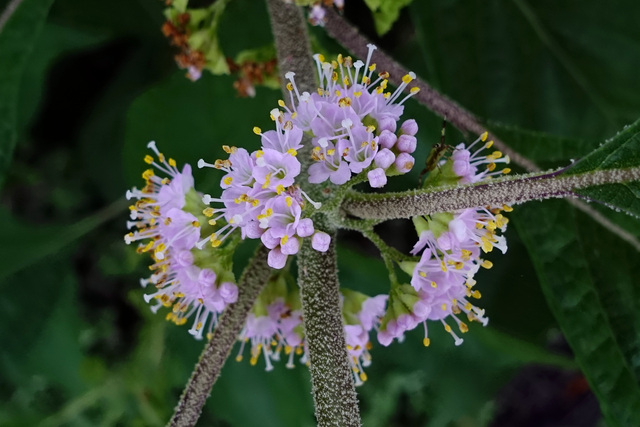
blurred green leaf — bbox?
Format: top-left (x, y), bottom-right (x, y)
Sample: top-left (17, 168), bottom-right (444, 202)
top-left (123, 72), bottom-right (280, 194)
top-left (0, 200), bottom-right (125, 281)
top-left (408, 0), bottom-right (640, 140)
top-left (17, 23), bottom-right (105, 132)
top-left (514, 200), bottom-right (640, 426)
top-left (363, 0), bottom-right (413, 36)
top-left (0, 0), bottom-right (55, 187)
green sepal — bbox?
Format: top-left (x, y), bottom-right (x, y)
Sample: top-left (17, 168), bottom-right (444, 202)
top-left (399, 260), bottom-right (417, 276)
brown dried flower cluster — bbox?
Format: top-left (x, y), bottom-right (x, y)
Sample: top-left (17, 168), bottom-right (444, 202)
top-left (226, 57), bottom-right (278, 97)
top-left (161, 14), bottom-right (205, 81)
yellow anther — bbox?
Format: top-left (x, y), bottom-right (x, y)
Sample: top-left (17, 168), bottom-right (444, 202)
top-left (440, 261), bottom-right (447, 272)
top-left (368, 63), bottom-right (376, 72)
top-left (144, 155), bottom-right (154, 164)
top-left (431, 281), bottom-right (437, 288)
top-left (327, 148), bottom-right (336, 155)
top-left (317, 54), bottom-right (325, 62)
top-left (235, 355), bottom-right (243, 362)
top-left (502, 204), bottom-right (513, 212)
top-left (223, 176), bottom-right (233, 185)
top-left (502, 168), bottom-right (511, 174)
top-left (285, 196), bottom-right (293, 207)
top-left (253, 126), bottom-right (261, 135)
top-left (211, 238), bottom-right (222, 247)
top-left (472, 290), bottom-right (482, 299)
top-left (353, 91), bottom-right (362, 98)
top-left (360, 373), bottom-right (368, 381)
top-left (423, 337), bottom-right (431, 347)
top-left (486, 140), bottom-right (494, 149)
top-left (286, 82), bottom-right (293, 91)
top-left (168, 158), bottom-right (177, 167)
top-left (192, 220), bottom-right (200, 227)
top-left (419, 271), bottom-right (426, 278)
top-left (459, 322), bottom-right (469, 333)
top-left (410, 87), bottom-right (420, 94)
top-left (208, 219), bottom-right (216, 226)
top-left (480, 131), bottom-right (488, 141)
top-left (265, 208), bottom-right (273, 217)
top-left (481, 260), bottom-right (493, 269)
top-left (402, 73), bottom-right (413, 84)
top-left (338, 97), bottom-right (351, 107)
top-left (276, 184), bottom-right (285, 194)
top-left (281, 235), bottom-right (289, 246)
top-left (444, 324), bottom-right (452, 332)
top-left (441, 303), bottom-right (447, 311)
top-left (278, 99), bottom-right (285, 107)
top-left (487, 162), bottom-right (496, 171)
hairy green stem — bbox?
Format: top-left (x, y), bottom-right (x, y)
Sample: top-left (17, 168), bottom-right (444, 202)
top-left (298, 216), bottom-right (361, 427)
top-left (342, 167), bottom-right (640, 220)
top-left (267, 1), bottom-right (361, 425)
top-left (167, 245), bottom-right (271, 427)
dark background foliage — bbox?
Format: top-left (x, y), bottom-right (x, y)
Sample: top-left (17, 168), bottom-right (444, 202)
top-left (2, 0), bottom-right (639, 425)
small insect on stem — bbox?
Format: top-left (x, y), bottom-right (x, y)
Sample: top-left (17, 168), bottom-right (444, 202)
top-left (418, 119), bottom-right (453, 184)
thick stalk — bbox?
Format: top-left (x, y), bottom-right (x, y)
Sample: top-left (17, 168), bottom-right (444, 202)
top-left (168, 245), bottom-right (271, 427)
top-left (298, 217), bottom-right (361, 427)
top-left (342, 167), bottom-right (640, 220)
top-left (266, 1), bottom-right (361, 425)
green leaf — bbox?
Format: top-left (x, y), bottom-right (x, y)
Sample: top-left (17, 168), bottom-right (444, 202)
top-left (565, 118), bottom-right (640, 218)
top-left (0, 0), bottom-right (55, 187)
top-left (0, 200), bottom-right (126, 281)
top-left (123, 72), bottom-right (280, 194)
top-left (514, 200), bottom-right (640, 426)
top-left (364, 0), bottom-right (413, 36)
top-left (408, 0), bottom-right (640, 140)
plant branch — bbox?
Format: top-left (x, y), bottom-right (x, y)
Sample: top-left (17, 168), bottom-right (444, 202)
top-left (342, 167), bottom-right (640, 221)
top-left (298, 217), bottom-right (361, 427)
top-left (322, 7), bottom-right (540, 173)
top-left (323, 7), bottom-right (640, 251)
top-left (167, 245), bottom-right (272, 427)
top-left (267, 1), bottom-right (361, 425)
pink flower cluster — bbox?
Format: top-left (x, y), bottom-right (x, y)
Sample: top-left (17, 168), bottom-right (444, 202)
top-left (282, 44), bottom-right (420, 188)
top-left (197, 121), bottom-right (329, 269)
top-left (125, 142), bottom-right (238, 339)
top-left (377, 134), bottom-right (512, 347)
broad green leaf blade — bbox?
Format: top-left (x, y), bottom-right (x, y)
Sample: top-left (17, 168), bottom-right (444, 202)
top-left (514, 200), bottom-right (640, 426)
top-left (0, 0), bottom-right (55, 187)
top-left (570, 118), bottom-right (640, 174)
top-left (567, 118), bottom-right (640, 218)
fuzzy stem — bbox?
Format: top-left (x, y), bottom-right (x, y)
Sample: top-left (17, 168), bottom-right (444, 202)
top-left (342, 167), bottom-right (640, 221)
top-left (266, 1), bottom-right (361, 425)
top-left (322, 7), bottom-right (539, 172)
top-left (298, 217), bottom-right (361, 427)
top-left (167, 245), bottom-right (271, 427)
